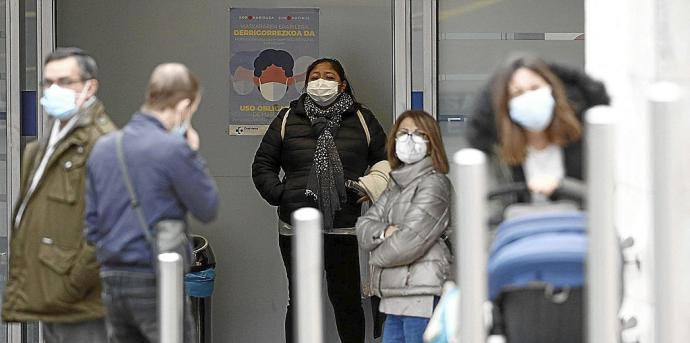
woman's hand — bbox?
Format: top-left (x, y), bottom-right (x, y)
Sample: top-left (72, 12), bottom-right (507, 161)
top-left (528, 175), bottom-right (559, 196)
top-left (384, 225), bottom-right (399, 238)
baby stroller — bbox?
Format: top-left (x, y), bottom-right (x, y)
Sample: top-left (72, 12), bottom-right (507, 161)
top-left (487, 180), bottom-right (587, 343)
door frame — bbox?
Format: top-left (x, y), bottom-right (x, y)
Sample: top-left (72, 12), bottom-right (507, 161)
top-left (421, 0), bottom-right (437, 118)
top-left (5, 0), bottom-right (54, 341)
top-left (36, 0), bottom-right (54, 139)
top-left (5, 0), bottom-right (22, 339)
top-left (393, 0), bottom-right (412, 120)
top-left (393, 0), bottom-right (437, 120)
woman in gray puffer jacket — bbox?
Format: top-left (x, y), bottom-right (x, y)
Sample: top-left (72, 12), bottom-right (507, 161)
top-left (356, 110), bottom-right (452, 343)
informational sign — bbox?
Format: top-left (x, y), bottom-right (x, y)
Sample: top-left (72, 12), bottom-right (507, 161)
top-left (229, 8), bottom-right (319, 136)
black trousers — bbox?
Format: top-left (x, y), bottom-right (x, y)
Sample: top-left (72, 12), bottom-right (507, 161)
top-left (279, 234), bottom-right (365, 343)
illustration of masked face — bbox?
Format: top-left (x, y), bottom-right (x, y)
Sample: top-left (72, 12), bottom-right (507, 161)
top-left (232, 66), bottom-right (255, 95)
top-left (293, 56), bottom-right (316, 92)
top-left (255, 64), bottom-right (292, 102)
top-left (258, 78), bottom-right (288, 102)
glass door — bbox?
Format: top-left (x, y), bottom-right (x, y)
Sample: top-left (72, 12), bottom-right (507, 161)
top-left (436, 0), bottom-right (585, 155)
top-left (404, 0), bottom-right (585, 157)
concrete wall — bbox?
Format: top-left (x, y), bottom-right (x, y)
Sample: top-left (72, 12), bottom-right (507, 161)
top-left (586, 0), bottom-right (690, 341)
top-left (56, 1), bottom-right (393, 342)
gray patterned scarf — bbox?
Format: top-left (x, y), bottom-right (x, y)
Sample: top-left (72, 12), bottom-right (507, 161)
top-left (304, 92), bottom-right (354, 229)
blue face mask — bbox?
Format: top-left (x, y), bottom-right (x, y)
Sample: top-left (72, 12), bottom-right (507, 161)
top-left (174, 117), bottom-right (191, 137)
top-left (508, 86), bottom-right (556, 132)
top-left (39, 81), bottom-right (91, 120)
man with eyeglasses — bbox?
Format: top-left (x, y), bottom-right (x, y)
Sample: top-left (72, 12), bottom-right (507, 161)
top-left (2, 47), bottom-right (115, 343)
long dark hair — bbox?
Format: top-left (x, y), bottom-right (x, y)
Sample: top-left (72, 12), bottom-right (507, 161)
top-left (302, 58), bottom-right (355, 99)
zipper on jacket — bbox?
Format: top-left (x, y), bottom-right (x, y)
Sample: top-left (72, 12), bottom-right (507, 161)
top-left (368, 262), bottom-right (376, 297)
top-left (377, 261), bottom-right (384, 296)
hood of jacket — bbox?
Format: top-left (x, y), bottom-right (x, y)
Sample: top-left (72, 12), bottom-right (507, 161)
top-left (390, 157), bottom-right (435, 188)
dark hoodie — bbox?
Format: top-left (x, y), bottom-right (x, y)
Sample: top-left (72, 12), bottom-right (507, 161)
top-left (467, 63), bottom-right (611, 182)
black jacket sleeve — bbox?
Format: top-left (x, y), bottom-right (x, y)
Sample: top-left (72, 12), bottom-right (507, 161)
top-left (467, 81), bottom-right (499, 155)
top-left (252, 108), bottom-right (288, 206)
top-left (360, 107), bottom-right (388, 166)
top-left (549, 63), bottom-right (611, 116)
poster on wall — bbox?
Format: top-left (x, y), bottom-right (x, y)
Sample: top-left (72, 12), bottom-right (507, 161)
top-left (228, 8), bottom-right (319, 136)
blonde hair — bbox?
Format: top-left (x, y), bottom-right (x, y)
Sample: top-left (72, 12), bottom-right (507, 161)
top-left (142, 63), bottom-right (200, 112)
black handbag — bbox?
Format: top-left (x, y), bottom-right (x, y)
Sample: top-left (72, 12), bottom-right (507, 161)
top-left (115, 131), bottom-right (191, 271)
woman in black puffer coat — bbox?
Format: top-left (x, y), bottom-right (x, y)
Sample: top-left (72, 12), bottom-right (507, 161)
top-left (252, 58), bottom-right (387, 343)
top-left (468, 54), bottom-right (610, 197)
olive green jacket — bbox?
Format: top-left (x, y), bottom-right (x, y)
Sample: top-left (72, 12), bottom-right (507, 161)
top-left (2, 100), bottom-right (116, 323)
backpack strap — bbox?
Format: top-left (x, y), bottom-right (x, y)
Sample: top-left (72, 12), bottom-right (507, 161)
top-left (356, 110), bottom-right (371, 146)
top-left (280, 108), bottom-right (291, 141)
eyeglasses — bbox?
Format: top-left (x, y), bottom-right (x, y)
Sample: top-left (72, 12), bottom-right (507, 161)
top-left (40, 78), bottom-right (86, 88)
top-left (395, 130), bottom-right (429, 143)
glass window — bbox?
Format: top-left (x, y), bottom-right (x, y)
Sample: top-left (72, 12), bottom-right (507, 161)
top-left (437, 0), bottom-right (585, 153)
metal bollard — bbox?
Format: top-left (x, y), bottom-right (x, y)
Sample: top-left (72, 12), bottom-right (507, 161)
top-left (649, 81), bottom-right (688, 343)
top-left (585, 106), bottom-right (620, 343)
top-left (292, 208), bottom-right (324, 343)
top-left (159, 252), bottom-right (184, 343)
top-left (453, 149), bottom-right (488, 343)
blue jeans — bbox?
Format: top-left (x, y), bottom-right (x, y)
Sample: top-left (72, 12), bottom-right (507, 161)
top-left (382, 315), bottom-right (430, 343)
top-left (100, 271), bottom-right (196, 343)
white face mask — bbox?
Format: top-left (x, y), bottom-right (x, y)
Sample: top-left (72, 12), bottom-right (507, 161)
top-left (306, 79), bottom-right (340, 106)
top-left (395, 134), bottom-right (428, 164)
top-left (508, 86), bottom-right (556, 132)
top-left (259, 79), bottom-right (288, 102)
